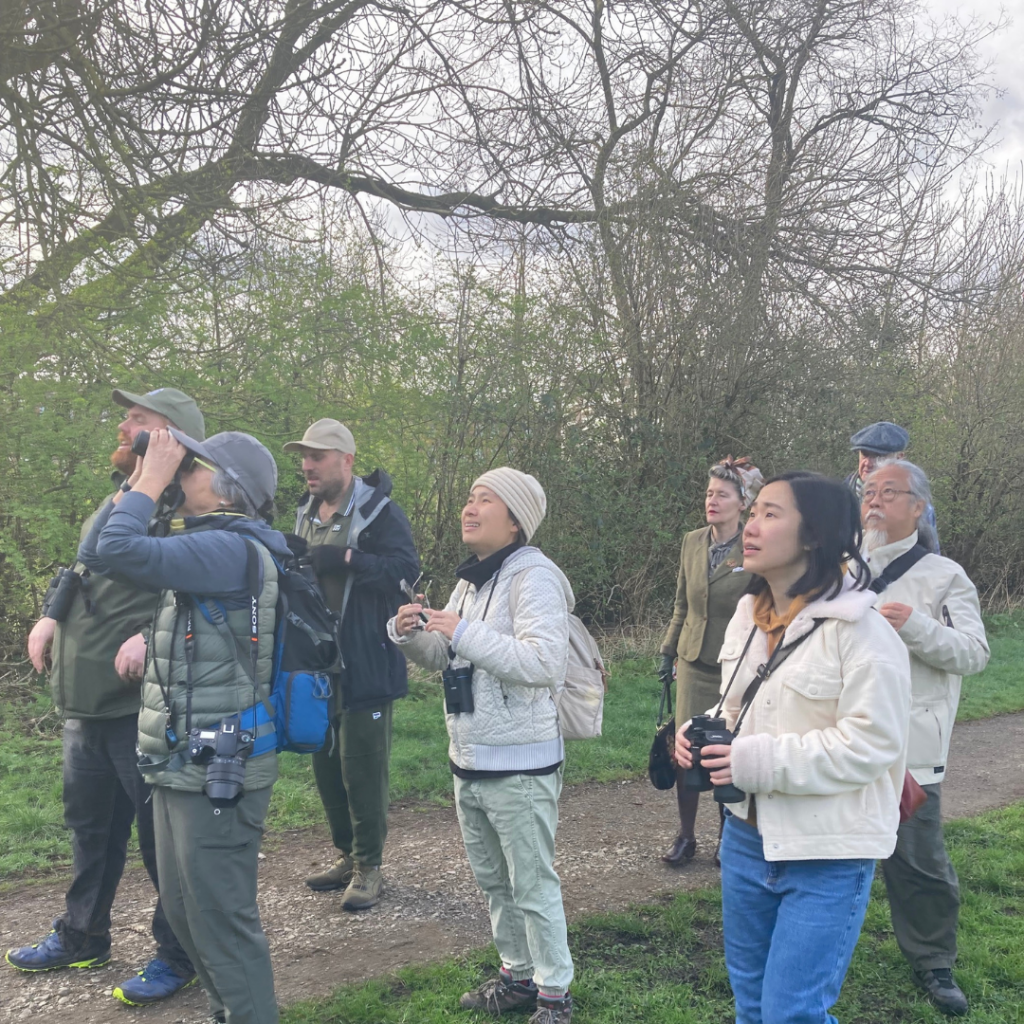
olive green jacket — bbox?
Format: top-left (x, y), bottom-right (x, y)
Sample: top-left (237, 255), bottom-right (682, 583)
top-left (50, 496), bottom-right (158, 720)
top-left (661, 526), bottom-right (749, 666)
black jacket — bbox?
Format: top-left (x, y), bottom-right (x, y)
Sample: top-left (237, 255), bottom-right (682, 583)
top-left (295, 469), bottom-right (420, 712)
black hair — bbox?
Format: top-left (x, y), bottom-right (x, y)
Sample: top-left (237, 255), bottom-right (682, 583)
top-left (747, 471), bottom-right (870, 602)
top-left (508, 509), bottom-right (528, 548)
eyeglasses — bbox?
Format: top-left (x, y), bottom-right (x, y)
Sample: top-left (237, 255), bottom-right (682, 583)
top-left (862, 487), bottom-right (913, 503)
top-left (188, 456), bottom-right (218, 474)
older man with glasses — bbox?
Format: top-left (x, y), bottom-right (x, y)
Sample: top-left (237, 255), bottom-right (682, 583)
top-left (861, 458), bottom-right (989, 1016)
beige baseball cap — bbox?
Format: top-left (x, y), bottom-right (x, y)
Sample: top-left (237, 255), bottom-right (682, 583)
top-left (283, 418), bottom-right (356, 456)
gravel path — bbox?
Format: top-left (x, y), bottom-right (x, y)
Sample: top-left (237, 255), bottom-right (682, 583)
top-left (2, 711), bottom-right (1022, 1023)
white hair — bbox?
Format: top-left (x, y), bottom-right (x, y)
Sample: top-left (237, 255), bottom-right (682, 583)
top-left (873, 457), bottom-right (938, 553)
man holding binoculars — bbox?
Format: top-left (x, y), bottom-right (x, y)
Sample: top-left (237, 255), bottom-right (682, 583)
top-left (8, 387), bottom-right (202, 1007)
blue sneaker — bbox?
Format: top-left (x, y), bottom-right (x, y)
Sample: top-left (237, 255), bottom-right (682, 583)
top-left (5, 928), bottom-right (110, 972)
top-left (112, 958), bottom-right (198, 1006)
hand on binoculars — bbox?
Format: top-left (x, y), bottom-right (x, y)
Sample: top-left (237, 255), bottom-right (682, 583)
top-left (701, 744), bottom-right (733, 785)
top-left (674, 723), bottom-right (693, 769)
top-left (137, 429), bottom-right (188, 490)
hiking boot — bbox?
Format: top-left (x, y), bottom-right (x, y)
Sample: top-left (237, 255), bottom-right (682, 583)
top-left (459, 974), bottom-right (538, 1014)
top-left (914, 968), bottom-right (968, 1016)
top-left (305, 853), bottom-right (354, 892)
top-left (5, 928), bottom-right (110, 972)
top-left (341, 865), bottom-right (383, 910)
top-left (528, 994), bottom-right (573, 1024)
top-left (112, 958), bottom-right (197, 1005)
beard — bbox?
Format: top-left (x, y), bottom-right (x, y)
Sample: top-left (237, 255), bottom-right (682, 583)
top-left (110, 431), bottom-right (138, 475)
top-left (863, 526), bottom-right (889, 552)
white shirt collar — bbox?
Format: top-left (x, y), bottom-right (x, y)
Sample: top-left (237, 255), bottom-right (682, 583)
top-left (863, 529), bottom-right (919, 576)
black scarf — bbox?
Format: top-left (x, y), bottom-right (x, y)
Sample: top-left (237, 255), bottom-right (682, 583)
top-left (455, 541), bottom-right (522, 590)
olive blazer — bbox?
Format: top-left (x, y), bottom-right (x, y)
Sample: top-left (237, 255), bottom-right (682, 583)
top-left (661, 526), bottom-right (749, 666)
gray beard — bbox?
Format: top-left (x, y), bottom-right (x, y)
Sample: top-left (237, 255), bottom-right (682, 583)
top-left (864, 527), bottom-right (889, 552)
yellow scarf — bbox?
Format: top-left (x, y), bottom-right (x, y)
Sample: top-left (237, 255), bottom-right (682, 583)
top-left (752, 590), bottom-right (809, 657)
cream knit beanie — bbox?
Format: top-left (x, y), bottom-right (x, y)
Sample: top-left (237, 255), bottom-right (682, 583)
top-left (471, 468), bottom-right (547, 543)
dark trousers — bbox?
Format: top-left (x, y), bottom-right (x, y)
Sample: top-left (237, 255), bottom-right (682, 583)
top-left (312, 702), bottom-right (393, 866)
top-left (57, 715), bottom-right (191, 973)
top-left (882, 783), bottom-right (960, 972)
top-left (153, 786), bottom-right (278, 1024)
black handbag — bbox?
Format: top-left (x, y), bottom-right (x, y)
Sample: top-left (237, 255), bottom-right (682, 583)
top-left (648, 674), bottom-right (677, 790)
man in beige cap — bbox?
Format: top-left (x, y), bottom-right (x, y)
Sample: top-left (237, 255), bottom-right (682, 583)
top-left (284, 419), bottom-right (419, 910)
top-left (11, 388), bottom-right (202, 1005)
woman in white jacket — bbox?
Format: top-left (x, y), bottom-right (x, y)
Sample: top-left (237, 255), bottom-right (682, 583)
top-left (390, 468), bottom-right (575, 1024)
top-left (675, 472), bottom-right (911, 1024)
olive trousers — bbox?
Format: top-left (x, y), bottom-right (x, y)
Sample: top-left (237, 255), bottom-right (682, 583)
top-left (311, 702), bottom-right (393, 867)
top-left (152, 785), bottom-right (277, 1024)
top-left (882, 783), bottom-right (960, 972)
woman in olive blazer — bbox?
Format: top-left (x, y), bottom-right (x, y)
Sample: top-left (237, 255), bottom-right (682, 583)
top-left (659, 458), bottom-right (761, 865)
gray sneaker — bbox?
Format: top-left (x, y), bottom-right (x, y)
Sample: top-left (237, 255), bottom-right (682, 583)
top-left (341, 865), bottom-right (383, 910)
top-left (305, 854), bottom-right (354, 892)
top-left (459, 975), bottom-right (538, 1014)
top-left (914, 968), bottom-right (968, 1016)
top-left (528, 994), bottom-right (573, 1024)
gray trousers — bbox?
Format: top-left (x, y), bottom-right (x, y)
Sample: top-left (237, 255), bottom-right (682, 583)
top-left (152, 786), bottom-right (278, 1024)
top-left (882, 783), bottom-right (960, 972)
top-left (454, 769), bottom-right (574, 995)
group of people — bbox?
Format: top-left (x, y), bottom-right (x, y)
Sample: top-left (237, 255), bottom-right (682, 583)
top-left (659, 423), bottom-right (988, 1021)
top-left (3, 391), bottom-right (990, 1024)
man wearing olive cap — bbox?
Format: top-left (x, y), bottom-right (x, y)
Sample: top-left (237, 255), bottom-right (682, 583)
top-left (8, 388), bottom-right (200, 1006)
top-left (845, 421), bottom-right (939, 552)
top-left (284, 418), bottom-right (420, 910)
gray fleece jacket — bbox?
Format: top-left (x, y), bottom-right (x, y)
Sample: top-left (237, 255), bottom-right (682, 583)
top-left (388, 546), bottom-right (573, 772)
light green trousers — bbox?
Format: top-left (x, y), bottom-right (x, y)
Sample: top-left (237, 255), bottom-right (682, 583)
top-left (454, 769), bottom-right (574, 994)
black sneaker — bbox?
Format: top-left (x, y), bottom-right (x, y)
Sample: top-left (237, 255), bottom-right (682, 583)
top-left (914, 968), bottom-right (968, 1016)
top-left (529, 994), bottom-right (573, 1024)
top-left (460, 974), bottom-right (538, 1015)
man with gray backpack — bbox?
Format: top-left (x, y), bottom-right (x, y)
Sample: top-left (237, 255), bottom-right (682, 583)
top-left (390, 467), bottom-right (604, 1024)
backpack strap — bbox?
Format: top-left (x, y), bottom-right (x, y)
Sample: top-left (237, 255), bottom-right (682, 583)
top-left (869, 543), bottom-right (929, 594)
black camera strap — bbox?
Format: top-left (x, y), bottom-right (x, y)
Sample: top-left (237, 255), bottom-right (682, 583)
top-left (184, 607), bottom-right (196, 735)
top-left (731, 618), bottom-right (825, 736)
top-left (869, 543), bottom-right (929, 594)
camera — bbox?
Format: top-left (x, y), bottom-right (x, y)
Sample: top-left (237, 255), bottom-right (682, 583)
top-left (682, 714), bottom-right (746, 804)
top-left (188, 714), bottom-right (252, 804)
top-left (442, 665), bottom-right (474, 715)
top-left (131, 430), bottom-right (197, 472)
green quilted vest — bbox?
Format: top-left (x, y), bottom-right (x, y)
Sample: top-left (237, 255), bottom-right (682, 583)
top-left (137, 534), bottom-right (279, 793)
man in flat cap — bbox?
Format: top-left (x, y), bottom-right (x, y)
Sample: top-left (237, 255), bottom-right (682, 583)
top-left (846, 421), bottom-right (939, 551)
top-left (8, 388), bottom-right (201, 1007)
top-left (285, 419), bottom-right (419, 910)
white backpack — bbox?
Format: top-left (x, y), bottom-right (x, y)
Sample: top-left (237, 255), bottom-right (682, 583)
top-left (510, 569), bottom-right (607, 740)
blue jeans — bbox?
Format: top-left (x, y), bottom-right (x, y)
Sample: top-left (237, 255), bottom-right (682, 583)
top-left (720, 815), bottom-right (875, 1024)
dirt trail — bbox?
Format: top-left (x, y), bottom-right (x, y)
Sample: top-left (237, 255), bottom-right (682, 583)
top-left (3, 712), bottom-right (1023, 1024)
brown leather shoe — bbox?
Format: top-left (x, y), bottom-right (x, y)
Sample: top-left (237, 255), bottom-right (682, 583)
top-left (661, 834), bottom-right (697, 865)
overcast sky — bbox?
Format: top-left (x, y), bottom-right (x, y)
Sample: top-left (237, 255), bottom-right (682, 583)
top-left (931, 0), bottom-right (1024, 177)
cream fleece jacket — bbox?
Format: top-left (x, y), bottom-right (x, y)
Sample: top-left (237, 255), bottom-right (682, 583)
top-left (714, 575), bottom-right (911, 861)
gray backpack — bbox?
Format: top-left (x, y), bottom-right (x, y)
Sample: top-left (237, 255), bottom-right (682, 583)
top-left (510, 569), bottom-right (607, 740)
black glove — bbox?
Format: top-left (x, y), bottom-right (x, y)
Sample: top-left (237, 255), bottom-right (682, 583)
top-left (658, 654), bottom-right (675, 685)
top-left (282, 533), bottom-right (309, 559)
top-left (309, 544), bottom-right (349, 576)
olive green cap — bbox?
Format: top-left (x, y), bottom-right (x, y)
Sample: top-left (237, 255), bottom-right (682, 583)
top-left (112, 387), bottom-right (206, 441)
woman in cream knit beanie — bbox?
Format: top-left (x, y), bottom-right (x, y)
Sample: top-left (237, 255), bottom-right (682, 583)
top-left (470, 467), bottom-right (547, 543)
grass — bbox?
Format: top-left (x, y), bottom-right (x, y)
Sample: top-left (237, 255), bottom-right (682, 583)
top-left (2, 610), bottom-right (1024, 879)
top-left (281, 801), bottom-right (1024, 1024)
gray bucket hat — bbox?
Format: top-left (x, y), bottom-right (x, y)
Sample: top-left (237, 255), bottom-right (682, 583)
top-left (169, 429), bottom-right (278, 513)
top-left (112, 387), bottom-right (206, 441)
